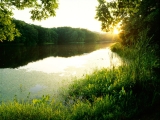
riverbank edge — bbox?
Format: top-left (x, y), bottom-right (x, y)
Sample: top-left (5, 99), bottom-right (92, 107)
top-left (0, 42), bottom-right (160, 120)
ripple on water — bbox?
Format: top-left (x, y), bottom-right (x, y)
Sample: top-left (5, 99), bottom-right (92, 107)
top-left (29, 84), bottom-right (47, 93)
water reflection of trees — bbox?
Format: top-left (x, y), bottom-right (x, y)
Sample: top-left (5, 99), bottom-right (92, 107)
top-left (0, 43), bottom-right (112, 68)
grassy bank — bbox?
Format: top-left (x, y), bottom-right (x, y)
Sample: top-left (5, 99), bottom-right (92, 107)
top-left (0, 33), bottom-right (160, 119)
top-left (64, 35), bottom-right (160, 119)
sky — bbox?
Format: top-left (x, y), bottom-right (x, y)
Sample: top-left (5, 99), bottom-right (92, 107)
top-left (13, 0), bottom-right (103, 33)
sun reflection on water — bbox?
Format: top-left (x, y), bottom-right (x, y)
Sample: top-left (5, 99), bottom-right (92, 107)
top-left (18, 56), bottom-right (86, 74)
top-left (18, 48), bottom-right (121, 76)
top-left (0, 47), bottom-right (122, 102)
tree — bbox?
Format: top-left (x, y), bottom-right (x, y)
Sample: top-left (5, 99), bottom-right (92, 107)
top-left (0, 0), bottom-right (58, 41)
top-left (119, 0), bottom-right (160, 46)
top-left (95, 0), bottom-right (141, 32)
top-left (0, 3), bottom-right (20, 41)
top-left (23, 24), bottom-right (38, 45)
top-left (95, 0), bottom-right (160, 47)
top-left (12, 19), bottom-right (26, 43)
top-left (77, 29), bottom-right (85, 42)
top-left (50, 29), bottom-right (58, 44)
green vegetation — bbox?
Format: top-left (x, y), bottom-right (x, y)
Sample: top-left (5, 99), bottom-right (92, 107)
top-left (96, 0), bottom-right (160, 55)
top-left (63, 30), bottom-right (160, 119)
top-left (0, 96), bottom-right (67, 120)
top-left (0, 0), bottom-right (160, 119)
top-left (0, 19), bottom-right (112, 45)
top-left (0, 0), bottom-right (58, 41)
top-left (0, 31), bottom-right (159, 119)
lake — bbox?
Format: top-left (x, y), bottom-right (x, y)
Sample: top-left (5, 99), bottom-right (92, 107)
top-left (0, 43), bottom-right (121, 102)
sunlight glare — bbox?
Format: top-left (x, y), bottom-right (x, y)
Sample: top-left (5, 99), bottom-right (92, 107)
top-left (112, 21), bottom-right (122, 35)
top-left (106, 0), bottom-right (113, 2)
top-left (113, 28), bottom-right (119, 34)
top-left (13, 0), bottom-right (103, 33)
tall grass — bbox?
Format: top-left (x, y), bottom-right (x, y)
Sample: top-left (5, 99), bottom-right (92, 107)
top-left (0, 30), bottom-right (160, 119)
top-left (0, 95), bottom-right (68, 120)
top-left (64, 30), bottom-right (160, 119)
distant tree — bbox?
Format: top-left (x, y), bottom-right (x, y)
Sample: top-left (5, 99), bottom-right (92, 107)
top-left (83, 29), bottom-right (98, 43)
top-left (13, 20), bottom-right (38, 45)
top-left (12, 19), bottom-right (26, 43)
top-left (4, 20), bottom-right (109, 45)
top-left (0, 0), bottom-right (58, 41)
top-left (77, 29), bottom-right (85, 42)
top-left (23, 24), bottom-right (38, 45)
top-left (50, 29), bottom-right (58, 44)
top-left (33, 26), bottom-right (47, 44)
top-left (70, 31), bottom-right (78, 42)
top-left (56, 27), bottom-right (71, 44)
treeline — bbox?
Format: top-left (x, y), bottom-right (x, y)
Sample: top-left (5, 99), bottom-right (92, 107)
top-left (1, 19), bottom-right (112, 45)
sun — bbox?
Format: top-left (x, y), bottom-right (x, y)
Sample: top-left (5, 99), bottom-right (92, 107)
top-left (112, 21), bottom-right (122, 35)
top-left (113, 28), bottom-right (119, 34)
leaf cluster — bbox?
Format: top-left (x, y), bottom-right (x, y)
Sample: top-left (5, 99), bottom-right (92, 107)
top-left (96, 0), bottom-right (160, 51)
top-left (95, 0), bottom-right (141, 32)
top-left (1, 0), bottom-right (58, 20)
top-left (0, 0), bottom-right (58, 41)
top-left (0, 2), bottom-right (20, 41)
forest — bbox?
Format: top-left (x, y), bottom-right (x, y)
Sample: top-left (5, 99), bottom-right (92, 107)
top-left (0, 19), bottom-right (113, 45)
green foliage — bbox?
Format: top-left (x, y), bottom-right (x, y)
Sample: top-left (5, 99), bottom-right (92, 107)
top-left (1, 20), bottom-right (111, 45)
top-left (32, 95), bottom-right (50, 105)
top-left (55, 27), bottom-right (101, 44)
top-left (95, 0), bottom-right (141, 32)
top-left (0, 35), bottom-right (160, 119)
top-left (96, 0), bottom-right (160, 53)
top-left (11, 20), bottom-right (59, 45)
top-left (0, 3), bottom-right (20, 41)
top-left (1, 0), bottom-right (160, 118)
top-left (1, 0), bottom-right (58, 20)
top-left (0, 0), bottom-right (58, 41)
top-left (63, 31), bottom-right (160, 119)
top-left (0, 96), bottom-right (67, 120)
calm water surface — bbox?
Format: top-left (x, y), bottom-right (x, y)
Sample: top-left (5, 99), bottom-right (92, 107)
top-left (0, 43), bottom-right (121, 101)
